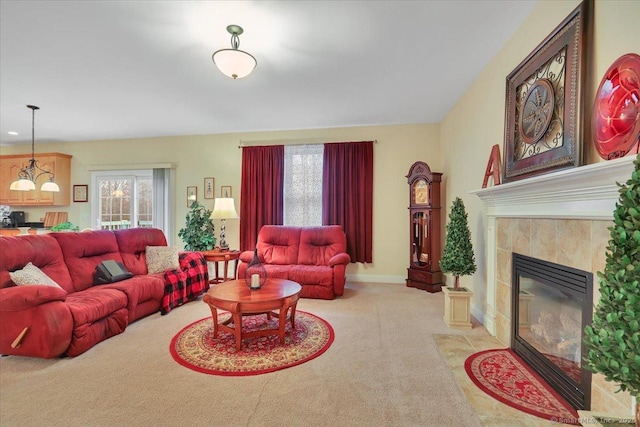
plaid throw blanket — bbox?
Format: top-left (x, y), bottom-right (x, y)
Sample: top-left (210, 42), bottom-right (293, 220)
top-left (161, 252), bottom-right (209, 315)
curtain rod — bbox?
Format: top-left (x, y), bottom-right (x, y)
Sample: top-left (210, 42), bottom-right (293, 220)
top-left (238, 139), bottom-right (377, 149)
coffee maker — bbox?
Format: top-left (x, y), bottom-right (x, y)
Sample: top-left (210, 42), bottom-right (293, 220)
top-left (8, 211), bottom-right (26, 227)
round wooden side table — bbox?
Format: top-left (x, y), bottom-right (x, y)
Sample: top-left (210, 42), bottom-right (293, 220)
top-left (202, 250), bottom-right (241, 284)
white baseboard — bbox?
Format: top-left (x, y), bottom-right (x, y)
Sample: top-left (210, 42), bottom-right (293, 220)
top-left (346, 274), bottom-right (406, 284)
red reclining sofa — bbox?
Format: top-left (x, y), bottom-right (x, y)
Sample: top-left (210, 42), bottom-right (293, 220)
top-left (0, 228), bottom-right (208, 358)
top-left (237, 225), bottom-right (350, 300)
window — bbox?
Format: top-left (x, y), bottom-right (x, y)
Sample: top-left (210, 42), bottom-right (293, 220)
top-left (283, 144), bottom-right (323, 226)
top-left (91, 168), bottom-right (171, 241)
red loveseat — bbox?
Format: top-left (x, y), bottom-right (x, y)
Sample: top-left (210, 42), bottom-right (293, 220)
top-left (0, 228), bottom-right (208, 358)
top-left (237, 225), bottom-right (350, 300)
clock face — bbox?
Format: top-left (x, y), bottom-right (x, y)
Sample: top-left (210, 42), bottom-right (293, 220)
top-left (413, 179), bottom-right (429, 205)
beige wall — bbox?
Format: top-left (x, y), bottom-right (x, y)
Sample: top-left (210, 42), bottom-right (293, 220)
top-left (3, 0), bottom-right (637, 287)
top-left (1, 123), bottom-right (440, 281)
top-left (440, 0), bottom-right (640, 307)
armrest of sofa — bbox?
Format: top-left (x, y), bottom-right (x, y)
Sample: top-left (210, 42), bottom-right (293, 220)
top-left (239, 250), bottom-right (255, 263)
top-left (160, 251), bottom-right (208, 315)
top-left (0, 286), bottom-right (67, 312)
top-left (328, 253), bottom-right (351, 267)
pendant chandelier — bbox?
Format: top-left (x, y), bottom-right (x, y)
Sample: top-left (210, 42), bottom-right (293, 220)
top-left (9, 105), bottom-right (60, 192)
top-left (212, 25), bottom-right (256, 80)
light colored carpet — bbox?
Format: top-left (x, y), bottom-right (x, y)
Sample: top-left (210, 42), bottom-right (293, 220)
top-left (0, 282), bottom-right (490, 427)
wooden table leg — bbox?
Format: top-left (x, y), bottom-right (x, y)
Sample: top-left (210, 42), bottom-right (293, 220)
top-left (223, 257), bottom-right (229, 281)
top-left (278, 298), bottom-right (292, 345)
top-left (290, 301), bottom-right (298, 329)
top-left (209, 306), bottom-right (219, 338)
top-left (233, 314), bottom-right (243, 351)
top-left (232, 259), bottom-right (239, 279)
top-left (231, 304), bottom-right (242, 351)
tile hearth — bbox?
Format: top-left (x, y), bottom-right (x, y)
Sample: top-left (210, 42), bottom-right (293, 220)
top-left (435, 332), bottom-right (553, 426)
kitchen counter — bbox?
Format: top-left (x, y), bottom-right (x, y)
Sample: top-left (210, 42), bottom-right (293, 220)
top-left (0, 228), bottom-right (48, 237)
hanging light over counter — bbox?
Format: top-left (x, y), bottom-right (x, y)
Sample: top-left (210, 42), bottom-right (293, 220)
top-left (9, 105), bottom-right (59, 192)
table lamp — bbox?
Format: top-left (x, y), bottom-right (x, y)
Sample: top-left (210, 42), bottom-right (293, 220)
top-left (210, 198), bottom-right (239, 250)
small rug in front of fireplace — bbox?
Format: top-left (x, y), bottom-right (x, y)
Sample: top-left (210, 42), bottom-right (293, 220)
top-left (465, 348), bottom-right (579, 424)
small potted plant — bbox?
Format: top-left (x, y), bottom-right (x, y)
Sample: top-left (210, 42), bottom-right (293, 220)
top-left (582, 155), bottom-right (639, 427)
top-left (50, 221), bottom-right (80, 232)
top-left (440, 197), bottom-right (477, 328)
top-left (178, 201), bottom-right (216, 251)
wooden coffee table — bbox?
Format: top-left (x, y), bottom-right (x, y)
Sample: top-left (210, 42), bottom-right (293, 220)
top-left (203, 279), bottom-right (302, 351)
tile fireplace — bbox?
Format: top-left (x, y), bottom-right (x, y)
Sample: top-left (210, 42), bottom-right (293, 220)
top-left (512, 253), bottom-right (593, 410)
top-left (471, 155), bottom-right (635, 414)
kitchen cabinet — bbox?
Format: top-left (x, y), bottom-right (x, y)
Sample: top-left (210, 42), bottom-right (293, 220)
top-left (0, 153), bottom-right (72, 206)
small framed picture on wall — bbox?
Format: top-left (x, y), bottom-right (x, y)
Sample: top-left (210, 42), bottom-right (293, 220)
top-left (221, 186), bottom-right (232, 198)
top-left (187, 186), bottom-right (197, 207)
top-left (204, 177), bottom-right (215, 199)
top-left (73, 185), bottom-right (88, 202)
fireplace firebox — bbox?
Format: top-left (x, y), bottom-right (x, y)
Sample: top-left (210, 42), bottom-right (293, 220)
top-left (511, 253), bottom-right (593, 410)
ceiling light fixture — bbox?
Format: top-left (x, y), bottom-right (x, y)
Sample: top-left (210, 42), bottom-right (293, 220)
top-left (212, 25), bottom-right (256, 79)
top-left (9, 105), bottom-right (60, 192)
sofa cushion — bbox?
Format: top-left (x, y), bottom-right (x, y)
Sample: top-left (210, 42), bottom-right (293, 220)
top-left (263, 265), bottom-right (291, 280)
top-left (257, 226), bottom-right (301, 265)
top-left (114, 228), bottom-right (168, 275)
top-left (298, 226), bottom-right (347, 265)
top-left (52, 230), bottom-right (124, 292)
top-left (100, 274), bottom-right (165, 322)
top-left (9, 262), bottom-right (63, 289)
top-left (146, 246), bottom-right (180, 274)
top-left (65, 287), bottom-right (128, 326)
top-left (0, 234), bottom-right (73, 291)
top-left (288, 265), bottom-right (334, 286)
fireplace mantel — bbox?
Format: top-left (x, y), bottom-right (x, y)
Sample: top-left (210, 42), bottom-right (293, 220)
top-left (470, 156), bottom-right (635, 220)
top-left (469, 155), bottom-right (635, 337)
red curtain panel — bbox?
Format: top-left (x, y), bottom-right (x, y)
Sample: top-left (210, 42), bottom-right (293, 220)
top-left (239, 145), bottom-right (284, 251)
top-left (322, 141), bottom-right (373, 263)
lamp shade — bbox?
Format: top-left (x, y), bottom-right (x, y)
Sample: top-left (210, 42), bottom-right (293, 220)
top-left (10, 179), bottom-right (36, 191)
top-left (40, 181), bottom-right (60, 192)
top-left (212, 49), bottom-right (256, 79)
top-left (210, 198), bottom-right (239, 219)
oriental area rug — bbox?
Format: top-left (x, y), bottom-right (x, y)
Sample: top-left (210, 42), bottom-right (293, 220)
top-left (170, 311), bottom-right (334, 376)
top-left (465, 348), bottom-right (580, 424)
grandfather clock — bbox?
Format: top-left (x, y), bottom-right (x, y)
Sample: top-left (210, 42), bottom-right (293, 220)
top-left (406, 161), bottom-right (442, 292)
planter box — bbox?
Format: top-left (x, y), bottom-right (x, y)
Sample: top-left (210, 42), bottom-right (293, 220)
top-left (443, 286), bottom-right (473, 329)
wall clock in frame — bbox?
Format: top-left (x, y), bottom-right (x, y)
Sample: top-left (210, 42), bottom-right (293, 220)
top-left (502, 1), bottom-right (591, 183)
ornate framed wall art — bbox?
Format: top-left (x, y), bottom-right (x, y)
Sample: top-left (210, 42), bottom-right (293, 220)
top-left (502, 1), bottom-right (590, 182)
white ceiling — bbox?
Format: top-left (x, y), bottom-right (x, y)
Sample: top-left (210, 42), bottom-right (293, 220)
top-left (0, 0), bottom-right (537, 147)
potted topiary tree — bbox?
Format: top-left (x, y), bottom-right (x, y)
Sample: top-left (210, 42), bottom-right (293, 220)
top-left (583, 155), bottom-right (639, 427)
top-left (440, 197), bottom-right (477, 329)
top-left (178, 201), bottom-right (216, 251)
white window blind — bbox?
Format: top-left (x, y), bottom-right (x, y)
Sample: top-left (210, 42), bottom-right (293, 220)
top-left (283, 144), bottom-right (323, 226)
